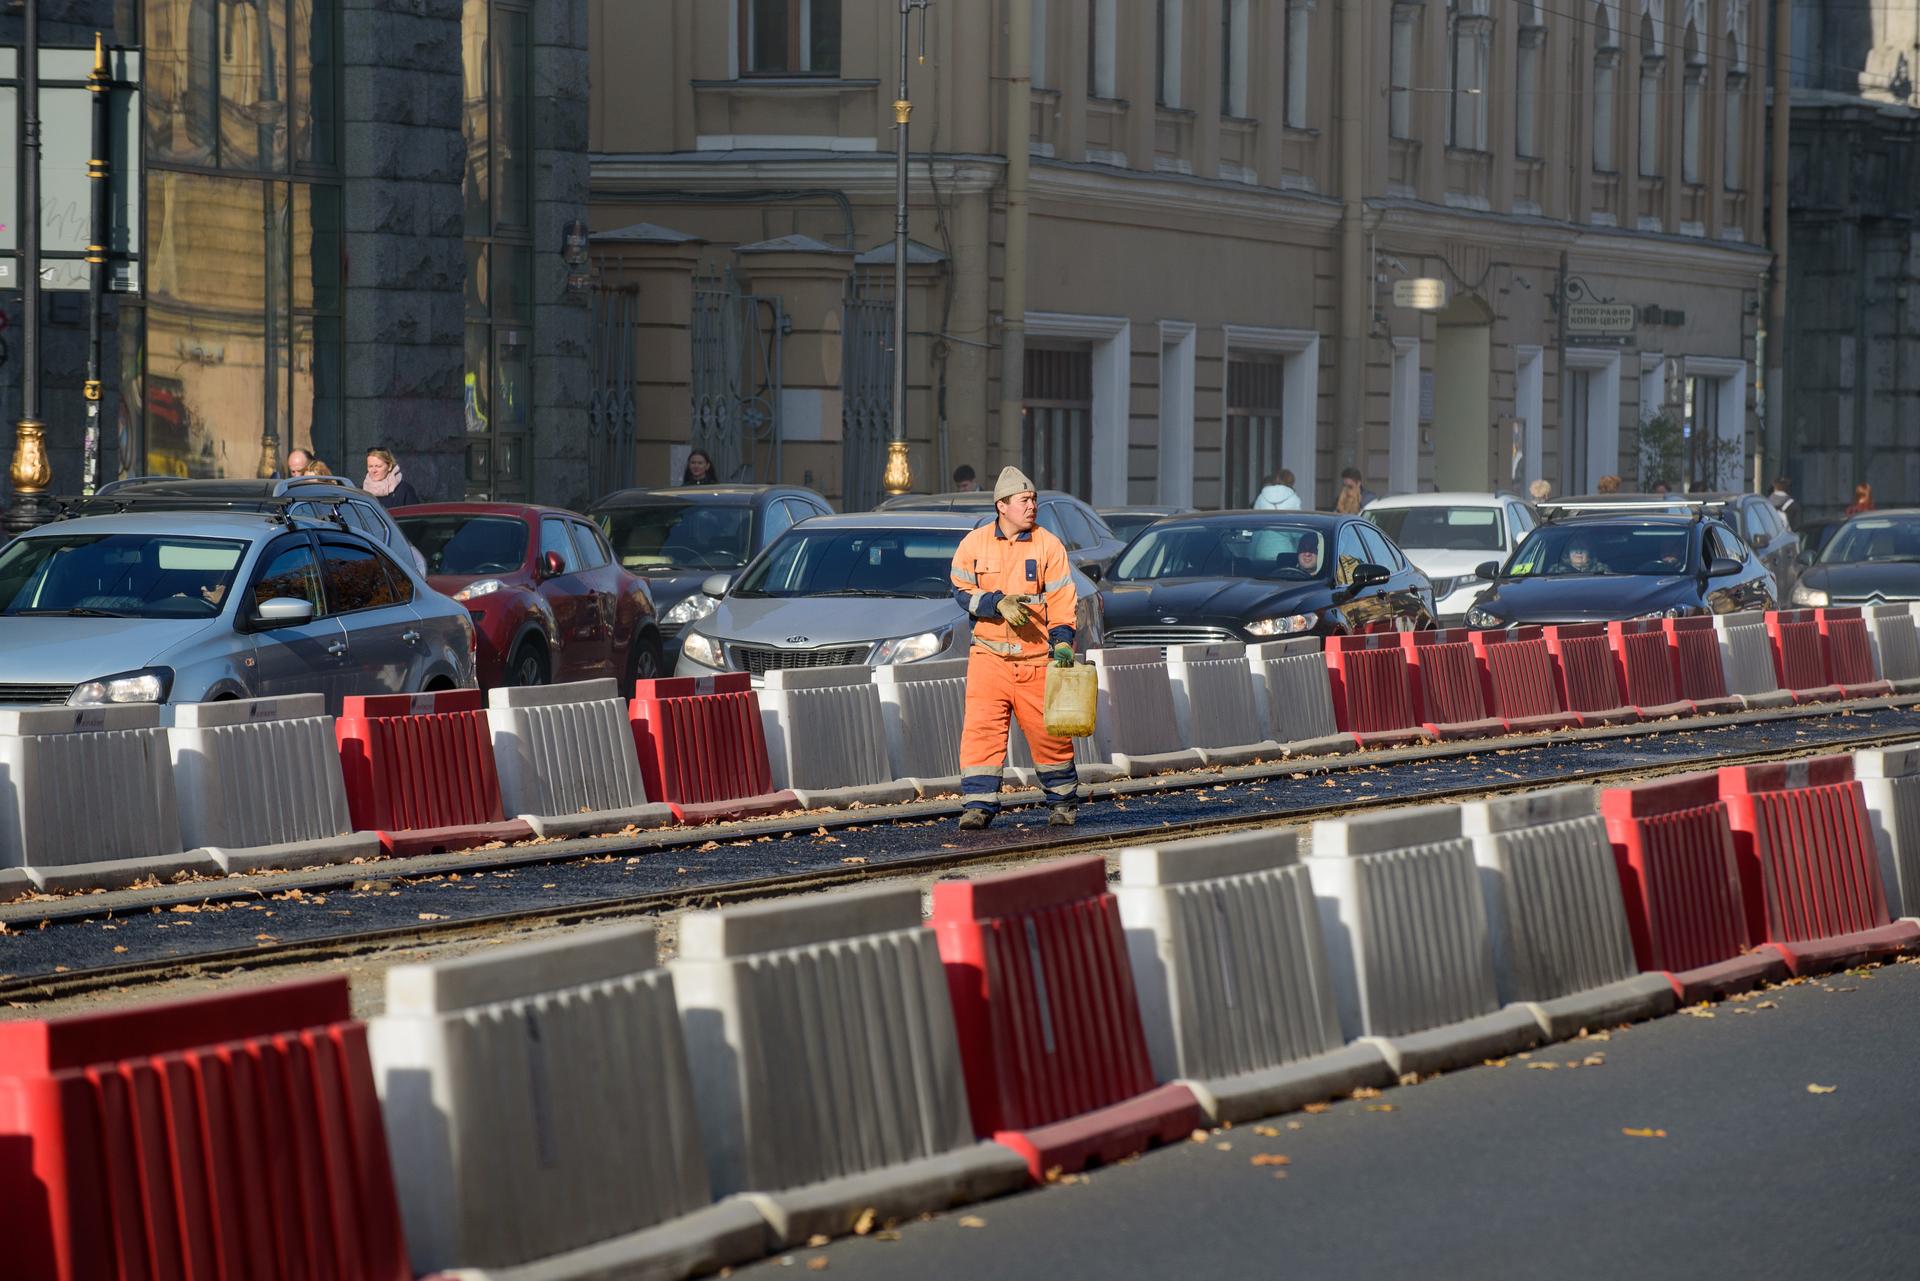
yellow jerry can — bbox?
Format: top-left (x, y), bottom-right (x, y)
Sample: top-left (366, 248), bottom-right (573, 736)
top-left (1044, 661), bottom-right (1098, 739)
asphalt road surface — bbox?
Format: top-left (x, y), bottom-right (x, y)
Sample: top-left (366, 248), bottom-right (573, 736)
top-left (753, 959), bottom-right (1920, 1281)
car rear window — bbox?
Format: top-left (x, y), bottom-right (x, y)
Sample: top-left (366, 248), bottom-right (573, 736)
top-left (1367, 506), bottom-right (1503, 551)
top-left (396, 515), bottom-right (529, 576)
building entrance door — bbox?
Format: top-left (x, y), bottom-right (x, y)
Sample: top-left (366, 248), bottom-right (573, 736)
top-left (1433, 295), bottom-right (1494, 492)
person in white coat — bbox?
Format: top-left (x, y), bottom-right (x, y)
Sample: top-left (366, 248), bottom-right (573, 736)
top-left (1252, 469), bottom-right (1302, 510)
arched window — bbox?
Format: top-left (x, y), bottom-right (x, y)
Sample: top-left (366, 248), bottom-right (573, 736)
top-left (1517, 1), bottom-right (1545, 159)
top-left (1592, 3), bottom-right (1618, 173)
top-left (1638, 5), bottom-right (1664, 178)
top-left (1681, 18), bottom-right (1705, 184)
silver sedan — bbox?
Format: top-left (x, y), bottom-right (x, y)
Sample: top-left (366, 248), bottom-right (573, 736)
top-left (0, 510), bottom-right (474, 712)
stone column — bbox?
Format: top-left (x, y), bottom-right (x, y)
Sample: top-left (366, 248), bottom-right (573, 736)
top-left (531, 0), bottom-right (592, 508)
top-left (733, 236), bottom-right (856, 500)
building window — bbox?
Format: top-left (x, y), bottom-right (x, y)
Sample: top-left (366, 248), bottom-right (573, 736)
top-left (1592, 4), bottom-right (1618, 173)
top-left (1089, 0), bottom-right (1117, 97)
top-left (1390, 3), bottom-right (1418, 140)
top-left (141, 0), bottom-right (342, 480)
top-left (1637, 12), bottom-right (1662, 178)
top-left (1286, 0), bottom-right (1312, 129)
top-left (1724, 72), bottom-right (1745, 189)
top-left (1031, 0), bottom-right (1050, 89)
top-left (1157, 0), bottom-right (1182, 107)
top-left (1221, 0), bottom-right (1250, 118)
top-left (1516, 8), bottom-right (1544, 158)
top-left (1681, 24), bottom-right (1704, 183)
top-left (1024, 347), bottom-right (1094, 499)
top-left (464, 0), bottom-right (534, 499)
top-left (740, 0), bottom-right (841, 76)
top-left (1225, 356), bottom-right (1287, 508)
top-left (1447, 0), bottom-right (1490, 151)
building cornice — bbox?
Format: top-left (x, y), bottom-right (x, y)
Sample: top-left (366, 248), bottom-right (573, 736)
top-left (1028, 160), bottom-right (1344, 235)
top-left (592, 152), bottom-right (1006, 196)
top-left (1366, 197), bottom-right (1770, 278)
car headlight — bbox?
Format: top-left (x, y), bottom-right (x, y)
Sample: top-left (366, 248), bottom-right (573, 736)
top-left (874, 628), bottom-right (949, 664)
top-left (1465, 605), bottom-right (1503, 630)
top-left (1636, 604), bottom-right (1698, 620)
top-left (662, 593), bottom-right (718, 627)
top-left (69, 667), bottom-right (172, 706)
top-left (1790, 584), bottom-right (1828, 607)
top-left (680, 630), bottom-right (723, 668)
top-left (451, 578), bottom-right (507, 602)
top-left (1245, 614), bottom-right (1315, 637)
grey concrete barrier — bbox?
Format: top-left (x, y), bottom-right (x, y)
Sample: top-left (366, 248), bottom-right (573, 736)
top-left (1247, 638), bottom-right (1349, 754)
top-left (1307, 805), bottom-right (1543, 1074)
top-left (874, 658), bottom-right (968, 780)
top-left (488, 679), bottom-right (652, 824)
top-left (1853, 742), bottom-right (1920, 920)
top-left (368, 922), bottom-right (769, 1281)
top-left (1714, 612), bottom-right (1793, 708)
top-left (672, 886), bottom-right (1030, 1246)
top-left (1089, 647), bottom-right (1194, 771)
top-left (1165, 642), bottom-right (1268, 757)
top-left (167, 695), bottom-right (379, 873)
top-left (1864, 604), bottom-right (1920, 693)
top-left (757, 666), bottom-right (893, 793)
top-left (1116, 829), bottom-right (1394, 1123)
top-left (1460, 786), bottom-right (1677, 1038)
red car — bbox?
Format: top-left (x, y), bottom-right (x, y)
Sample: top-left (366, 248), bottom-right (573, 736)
top-left (393, 502), bottom-right (665, 690)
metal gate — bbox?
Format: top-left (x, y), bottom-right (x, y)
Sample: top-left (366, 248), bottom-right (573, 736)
top-left (1023, 346), bottom-right (1093, 499)
top-left (587, 267), bottom-right (638, 501)
top-left (1224, 355), bottom-right (1286, 508)
top-left (841, 271), bottom-right (894, 511)
top-left (691, 265), bottom-right (784, 484)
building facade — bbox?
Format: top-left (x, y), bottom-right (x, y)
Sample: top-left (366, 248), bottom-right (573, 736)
top-left (0, 0), bottom-right (590, 510)
top-left (590, 0), bottom-right (1769, 510)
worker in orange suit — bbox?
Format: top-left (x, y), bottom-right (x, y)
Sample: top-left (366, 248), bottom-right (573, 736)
top-left (949, 466), bottom-right (1081, 829)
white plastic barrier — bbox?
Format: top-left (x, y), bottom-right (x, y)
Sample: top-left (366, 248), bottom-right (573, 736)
top-left (1307, 805), bottom-right (1542, 1074)
top-left (1116, 829), bottom-right (1393, 1123)
top-left (488, 678), bottom-right (651, 823)
top-left (1855, 743), bottom-right (1920, 919)
top-left (1864, 604), bottom-right (1920, 692)
top-left (1247, 638), bottom-right (1347, 752)
top-left (1459, 786), bottom-right (1676, 1037)
top-left (757, 666), bottom-right (892, 793)
top-left (1165, 642), bottom-right (1267, 759)
top-left (672, 886), bottom-right (1028, 1245)
top-left (1088, 647), bottom-right (1201, 774)
top-left (167, 694), bottom-right (378, 872)
top-left (369, 922), bottom-right (769, 1280)
top-left (873, 658), bottom-right (967, 784)
top-left (0, 704), bottom-right (206, 892)
top-left (1714, 612), bottom-right (1792, 707)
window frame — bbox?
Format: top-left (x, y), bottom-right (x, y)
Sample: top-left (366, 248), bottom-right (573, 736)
top-left (737, 0), bottom-right (843, 78)
top-left (245, 531), bottom-right (327, 620)
top-left (317, 535), bottom-right (407, 615)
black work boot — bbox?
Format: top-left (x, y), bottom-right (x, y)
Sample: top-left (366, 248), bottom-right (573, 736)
top-left (1048, 804), bottom-right (1077, 827)
top-left (958, 809), bottom-right (992, 830)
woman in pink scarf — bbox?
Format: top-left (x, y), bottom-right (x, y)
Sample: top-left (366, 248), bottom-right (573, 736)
top-left (362, 447), bottom-right (423, 509)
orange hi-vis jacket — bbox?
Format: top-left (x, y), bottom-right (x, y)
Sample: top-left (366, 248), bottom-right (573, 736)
top-left (949, 520), bottom-right (1078, 659)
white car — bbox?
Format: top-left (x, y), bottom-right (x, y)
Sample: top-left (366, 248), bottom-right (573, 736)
top-left (1363, 492), bottom-right (1538, 625)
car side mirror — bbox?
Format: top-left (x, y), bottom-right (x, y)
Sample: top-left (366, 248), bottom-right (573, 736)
top-left (252, 596), bottom-right (315, 628)
top-left (1708, 556), bottom-right (1743, 578)
top-left (541, 550), bottom-right (566, 579)
top-left (701, 573), bottom-right (734, 599)
top-left (1350, 562), bottom-right (1391, 589)
top-left (1751, 532), bottom-right (1771, 550)
top-left (1082, 563), bottom-right (1103, 584)
top-left (1473, 560), bottom-right (1502, 582)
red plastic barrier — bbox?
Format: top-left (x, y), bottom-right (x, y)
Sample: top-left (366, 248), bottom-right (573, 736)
top-left (1718, 756), bottom-right (1919, 973)
top-left (1324, 633), bottom-right (1427, 746)
top-left (1400, 629), bottom-right (1503, 739)
top-left (629, 674), bottom-right (795, 822)
top-left (0, 977), bottom-right (410, 1281)
top-left (1764, 609), bottom-right (1844, 703)
top-left (1600, 773), bottom-right (1787, 1002)
top-left (1467, 627), bottom-right (1576, 732)
top-left (1814, 607), bottom-right (1894, 699)
top-left (930, 856), bottom-right (1203, 1180)
top-left (1544, 623), bottom-right (1639, 726)
top-left (1606, 619), bottom-right (1692, 718)
top-left (1662, 616), bottom-right (1743, 715)
top-left (336, 689), bottom-right (533, 855)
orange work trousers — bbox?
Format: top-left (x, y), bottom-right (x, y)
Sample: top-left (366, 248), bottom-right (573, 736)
top-left (959, 648), bottom-right (1079, 813)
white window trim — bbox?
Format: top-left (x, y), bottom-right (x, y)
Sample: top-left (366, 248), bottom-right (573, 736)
top-left (1684, 355), bottom-right (1747, 490)
top-left (1639, 351), bottom-right (1666, 423)
top-left (1027, 311), bottom-right (1132, 506)
top-left (1222, 324), bottom-right (1321, 504)
top-left (1515, 345), bottom-right (1544, 487)
top-left (1565, 347), bottom-right (1622, 494)
top-left (1158, 321), bottom-right (1197, 508)
top-left (1390, 338), bottom-right (1421, 495)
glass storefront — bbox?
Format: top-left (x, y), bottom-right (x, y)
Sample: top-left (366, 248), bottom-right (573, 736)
top-left (140, 0), bottom-right (341, 478)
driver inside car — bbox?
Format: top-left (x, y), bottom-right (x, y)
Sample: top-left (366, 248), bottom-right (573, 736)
top-left (1558, 538), bottom-right (1608, 574)
top-left (1296, 545), bottom-right (1321, 575)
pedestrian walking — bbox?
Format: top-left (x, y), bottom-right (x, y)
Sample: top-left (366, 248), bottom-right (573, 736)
top-left (1253, 469), bottom-right (1302, 510)
top-left (1846, 482), bottom-right (1875, 517)
top-left (949, 466), bottom-right (1081, 830)
top-left (362, 447), bottom-right (421, 508)
top-left (1767, 475), bottom-right (1797, 529)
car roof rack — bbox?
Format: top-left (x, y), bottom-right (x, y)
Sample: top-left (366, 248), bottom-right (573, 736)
top-left (49, 491), bottom-right (356, 527)
top-left (1537, 498), bottom-right (1729, 524)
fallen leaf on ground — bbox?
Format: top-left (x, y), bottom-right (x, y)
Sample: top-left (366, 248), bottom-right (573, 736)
top-left (1301, 1102), bottom-right (1330, 1114)
top-left (1365, 1104), bottom-right (1396, 1113)
top-left (1189, 1129), bottom-right (1210, 1143)
top-left (957, 1216), bottom-right (987, 1229)
top-left (1680, 1008), bottom-right (1716, 1019)
top-left (806, 1235), bottom-right (830, 1247)
top-left (1807, 1083), bottom-right (1837, 1094)
top-left (1214, 1142), bottom-right (1233, 1151)
top-left (1250, 1154), bottom-right (1290, 1167)
top-left (873, 1231), bottom-right (902, 1242)
top-left (806, 1258), bottom-right (829, 1272)
top-left (1351, 1086), bottom-right (1383, 1099)
top-left (852, 1209), bottom-right (878, 1236)
top-left (1251, 1125), bottom-right (1281, 1137)
top-left (1483, 1058), bottom-right (1509, 1068)
top-left (1621, 1127), bottom-right (1667, 1138)
top-left (1583, 1055), bottom-right (1606, 1066)
top-left (840, 856), bottom-right (867, 865)
top-left (1525, 1062), bottom-right (1558, 1071)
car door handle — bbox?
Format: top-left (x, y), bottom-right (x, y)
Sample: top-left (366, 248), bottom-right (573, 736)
top-left (402, 629), bottom-right (421, 644)
top-left (326, 640), bottom-right (348, 656)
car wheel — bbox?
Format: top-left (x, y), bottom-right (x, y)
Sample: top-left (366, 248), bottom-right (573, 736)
top-left (626, 633), bottom-right (665, 693)
top-left (507, 639), bottom-right (549, 687)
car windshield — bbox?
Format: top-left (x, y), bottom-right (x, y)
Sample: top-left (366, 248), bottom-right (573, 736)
top-left (1368, 505), bottom-right (1504, 552)
top-left (0, 533), bottom-right (249, 619)
top-left (1505, 524), bottom-right (1694, 577)
top-left (599, 504), bottom-right (753, 571)
top-left (1111, 523), bottom-right (1329, 582)
top-left (1820, 516), bottom-right (1920, 564)
top-left (1102, 512), bottom-right (1167, 542)
top-left (396, 514), bottom-right (528, 576)
top-left (733, 528), bottom-right (965, 598)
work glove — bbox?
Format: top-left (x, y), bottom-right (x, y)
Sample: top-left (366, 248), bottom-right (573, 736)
top-left (996, 596), bottom-right (1030, 628)
top-left (1052, 643), bottom-right (1075, 667)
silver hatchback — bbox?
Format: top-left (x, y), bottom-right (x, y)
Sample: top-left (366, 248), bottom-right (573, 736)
top-left (0, 509), bottom-right (474, 712)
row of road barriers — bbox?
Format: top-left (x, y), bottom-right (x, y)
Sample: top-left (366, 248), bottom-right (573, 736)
top-left (4, 745), bottom-right (1917, 1279)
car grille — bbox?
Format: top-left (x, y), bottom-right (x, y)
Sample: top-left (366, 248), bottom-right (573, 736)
top-left (0, 683), bottom-right (75, 706)
top-left (1103, 626), bottom-right (1241, 648)
top-left (728, 642), bottom-right (871, 676)
top-left (1829, 593), bottom-right (1916, 608)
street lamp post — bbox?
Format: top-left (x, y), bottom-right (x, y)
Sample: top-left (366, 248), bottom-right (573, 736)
top-left (82, 32), bottom-right (109, 495)
top-left (8, 0), bottom-right (49, 532)
top-left (882, 0), bottom-right (931, 498)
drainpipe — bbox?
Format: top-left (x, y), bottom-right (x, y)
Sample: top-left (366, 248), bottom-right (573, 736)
top-left (999, 0), bottom-right (1031, 479)
top-left (1338, 0), bottom-right (1367, 501)
top-left (1766, 0), bottom-right (1790, 484)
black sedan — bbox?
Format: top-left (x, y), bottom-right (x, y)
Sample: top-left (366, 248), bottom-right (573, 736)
top-left (1098, 512), bottom-right (1436, 647)
top-left (1788, 510), bottom-right (1920, 609)
top-left (1463, 514), bottom-right (1774, 629)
